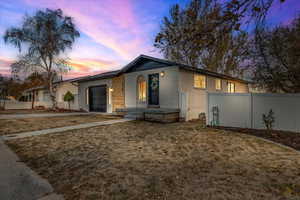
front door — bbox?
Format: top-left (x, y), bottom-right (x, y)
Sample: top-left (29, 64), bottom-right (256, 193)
top-left (148, 73), bottom-right (159, 106)
top-left (89, 85), bottom-right (107, 112)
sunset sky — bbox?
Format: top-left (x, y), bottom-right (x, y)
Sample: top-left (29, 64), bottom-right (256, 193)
top-left (0, 0), bottom-right (299, 79)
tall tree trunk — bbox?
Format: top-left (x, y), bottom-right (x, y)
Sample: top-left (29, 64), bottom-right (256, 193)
top-left (48, 75), bottom-right (57, 109)
top-left (3, 97), bottom-right (6, 110)
top-left (31, 91), bottom-right (35, 109)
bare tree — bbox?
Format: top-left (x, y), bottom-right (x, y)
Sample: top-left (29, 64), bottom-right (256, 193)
top-left (154, 0), bottom-right (250, 77)
top-left (251, 16), bottom-right (300, 93)
top-left (0, 74), bottom-right (7, 109)
top-left (224, 0), bottom-right (285, 26)
top-left (4, 9), bottom-right (80, 108)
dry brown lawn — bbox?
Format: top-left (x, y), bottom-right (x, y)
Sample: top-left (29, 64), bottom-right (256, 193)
top-left (0, 114), bottom-right (120, 135)
top-left (7, 121), bottom-right (300, 200)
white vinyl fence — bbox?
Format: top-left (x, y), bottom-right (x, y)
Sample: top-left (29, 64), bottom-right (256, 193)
top-left (208, 93), bottom-right (300, 132)
top-left (2, 100), bottom-right (32, 110)
top-left (1, 95), bottom-right (79, 110)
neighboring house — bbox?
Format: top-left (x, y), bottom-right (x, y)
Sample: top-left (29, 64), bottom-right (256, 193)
top-left (75, 55), bottom-right (250, 121)
top-left (24, 77), bottom-right (83, 110)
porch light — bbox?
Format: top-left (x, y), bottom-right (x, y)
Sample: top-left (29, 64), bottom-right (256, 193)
top-left (109, 88), bottom-right (114, 92)
top-left (160, 71), bottom-right (165, 77)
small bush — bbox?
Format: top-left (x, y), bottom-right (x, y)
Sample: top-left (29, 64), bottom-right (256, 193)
top-left (63, 91), bottom-right (74, 110)
top-left (262, 109), bottom-right (275, 130)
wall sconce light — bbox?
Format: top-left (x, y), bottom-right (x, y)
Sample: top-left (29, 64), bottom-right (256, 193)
top-left (160, 71), bottom-right (165, 77)
top-left (109, 88), bottom-right (114, 92)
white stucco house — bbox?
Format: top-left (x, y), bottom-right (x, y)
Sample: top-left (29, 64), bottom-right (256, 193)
top-left (24, 78), bottom-right (81, 110)
top-left (74, 55), bottom-right (250, 121)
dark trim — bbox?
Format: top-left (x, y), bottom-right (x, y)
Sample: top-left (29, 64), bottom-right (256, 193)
top-left (148, 73), bottom-right (160, 106)
top-left (76, 70), bottom-right (121, 83)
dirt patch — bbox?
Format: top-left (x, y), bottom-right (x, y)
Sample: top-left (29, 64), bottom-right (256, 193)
top-left (211, 126), bottom-right (300, 151)
top-left (7, 121), bottom-right (300, 200)
top-left (0, 114), bottom-right (120, 135)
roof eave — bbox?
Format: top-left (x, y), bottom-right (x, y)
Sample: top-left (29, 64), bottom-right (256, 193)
top-left (179, 66), bottom-right (250, 84)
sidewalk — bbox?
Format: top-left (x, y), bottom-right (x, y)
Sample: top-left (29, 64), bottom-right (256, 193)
top-left (2, 118), bottom-right (133, 140)
top-left (0, 112), bottom-right (96, 120)
top-left (0, 140), bottom-right (64, 200)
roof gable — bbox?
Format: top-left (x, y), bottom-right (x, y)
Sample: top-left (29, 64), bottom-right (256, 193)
top-left (121, 55), bottom-right (174, 73)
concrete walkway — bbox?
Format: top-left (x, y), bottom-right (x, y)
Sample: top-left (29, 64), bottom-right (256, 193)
top-left (2, 118), bottom-right (133, 140)
top-left (0, 112), bottom-right (100, 120)
top-left (0, 140), bottom-right (64, 200)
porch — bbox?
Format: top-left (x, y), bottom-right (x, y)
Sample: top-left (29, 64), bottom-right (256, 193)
top-left (116, 107), bottom-right (180, 123)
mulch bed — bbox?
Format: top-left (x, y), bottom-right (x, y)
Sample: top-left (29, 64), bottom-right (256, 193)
top-left (211, 126), bottom-right (300, 151)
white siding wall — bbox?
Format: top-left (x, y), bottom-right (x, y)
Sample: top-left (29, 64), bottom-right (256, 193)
top-left (179, 69), bottom-right (249, 121)
top-left (124, 66), bottom-right (180, 109)
top-left (78, 79), bottom-right (112, 113)
top-left (55, 82), bottom-right (79, 110)
top-left (2, 101), bottom-right (32, 109)
top-left (208, 93), bottom-right (300, 132)
top-left (32, 82), bottom-right (79, 110)
top-left (179, 70), bottom-right (208, 121)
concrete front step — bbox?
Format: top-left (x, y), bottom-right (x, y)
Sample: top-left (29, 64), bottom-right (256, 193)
top-left (124, 112), bottom-right (144, 120)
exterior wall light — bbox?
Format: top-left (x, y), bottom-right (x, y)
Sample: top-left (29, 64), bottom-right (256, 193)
top-left (160, 71), bottom-right (165, 77)
top-left (109, 88), bottom-right (114, 92)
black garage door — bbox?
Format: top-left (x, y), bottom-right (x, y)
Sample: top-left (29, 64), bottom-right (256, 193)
top-left (89, 85), bottom-right (107, 112)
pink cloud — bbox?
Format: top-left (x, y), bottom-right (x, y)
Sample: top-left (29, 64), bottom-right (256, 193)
top-left (63, 69), bottom-right (109, 80)
top-left (0, 56), bottom-right (14, 76)
top-left (23, 0), bottom-right (155, 60)
top-left (67, 58), bottom-right (119, 72)
top-left (0, 55), bottom-right (119, 78)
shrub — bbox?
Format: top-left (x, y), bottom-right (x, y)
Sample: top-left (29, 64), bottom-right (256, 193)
top-left (262, 109), bottom-right (275, 130)
top-left (63, 91), bottom-right (74, 110)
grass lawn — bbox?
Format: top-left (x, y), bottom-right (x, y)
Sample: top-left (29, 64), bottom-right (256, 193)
top-left (7, 121), bottom-right (300, 200)
top-left (0, 114), bottom-right (120, 135)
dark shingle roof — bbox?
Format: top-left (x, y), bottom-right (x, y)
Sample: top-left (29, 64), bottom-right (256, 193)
top-left (74, 70), bottom-right (121, 83)
top-left (121, 55), bottom-right (250, 84)
top-left (69, 54), bottom-right (250, 84)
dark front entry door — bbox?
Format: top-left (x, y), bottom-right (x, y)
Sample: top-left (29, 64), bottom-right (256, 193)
top-left (89, 85), bottom-right (107, 112)
top-left (148, 73), bottom-right (159, 106)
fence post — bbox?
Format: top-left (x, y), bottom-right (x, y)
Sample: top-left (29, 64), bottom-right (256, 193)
top-left (250, 93), bottom-right (253, 129)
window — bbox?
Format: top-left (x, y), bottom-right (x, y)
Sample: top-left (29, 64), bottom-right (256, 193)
top-left (43, 91), bottom-right (50, 101)
top-left (194, 74), bottom-right (206, 89)
top-left (86, 88), bottom-right (89, 105)
top-left (215, 79), bottom-right (221, 90)
top-left (227, 82), bottom-right (235, 93)
top-left (137, 75), bottom-right (146, 102)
